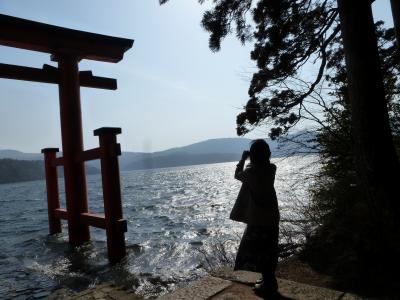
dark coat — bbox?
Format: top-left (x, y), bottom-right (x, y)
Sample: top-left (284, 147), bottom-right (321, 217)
top-left (230, 161), bottom-right (280, 227)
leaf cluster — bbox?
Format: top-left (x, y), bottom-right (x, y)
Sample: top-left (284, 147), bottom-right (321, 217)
top-left (160, 0), bottom-right (340, 138)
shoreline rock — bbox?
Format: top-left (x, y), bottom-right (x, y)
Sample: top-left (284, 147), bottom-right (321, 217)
top-left (44, 283), bottom-right (143, 300)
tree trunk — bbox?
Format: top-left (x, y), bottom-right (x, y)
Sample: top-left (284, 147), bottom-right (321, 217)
top-left (391, 0), bottom-right (400, 48)
top-left (337, 0), bottom-right (400, 279)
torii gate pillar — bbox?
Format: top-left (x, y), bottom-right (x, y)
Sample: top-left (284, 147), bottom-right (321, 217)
top-left (57, 53), bottom-right (90, 245)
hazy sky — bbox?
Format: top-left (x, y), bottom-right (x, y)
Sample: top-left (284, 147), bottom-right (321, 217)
top-left (0, 0), bottom-right (394, 153)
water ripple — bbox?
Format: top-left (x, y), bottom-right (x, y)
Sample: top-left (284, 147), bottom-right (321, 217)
top-left (0, 156), bottom-right (319, 298)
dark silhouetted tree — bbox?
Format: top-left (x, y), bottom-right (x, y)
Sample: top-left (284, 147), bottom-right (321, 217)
top-left (161, 0), bottom-right (400, 288)
top-left (303, 22), bottom-right (400, 289)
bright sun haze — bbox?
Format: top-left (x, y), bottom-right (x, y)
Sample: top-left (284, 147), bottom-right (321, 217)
top-left (0, 0), bottom-right (393, 153)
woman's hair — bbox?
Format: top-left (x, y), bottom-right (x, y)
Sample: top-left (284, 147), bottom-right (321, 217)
top-left (249, 139), bottom-right (271, 165)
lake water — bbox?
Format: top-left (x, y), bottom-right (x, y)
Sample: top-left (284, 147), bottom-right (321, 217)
top-left (0, 155), bottom-right (318, 299)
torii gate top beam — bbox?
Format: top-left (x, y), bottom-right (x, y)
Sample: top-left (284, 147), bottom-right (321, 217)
top-left (0, 14), bottom-right (133, 62)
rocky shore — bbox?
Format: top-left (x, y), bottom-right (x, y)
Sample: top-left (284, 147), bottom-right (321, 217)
top-left (45, 266), bottom-right (364, 300)
top-left (45, 282), bottom-right (143, 300)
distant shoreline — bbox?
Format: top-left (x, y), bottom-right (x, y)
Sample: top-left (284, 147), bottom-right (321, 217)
top-left (0, 153), bottom-right (318, 185)
top-left (0, 137), bottom-right (317, 184)
top-left (0, 158), bottom-right (99, 185)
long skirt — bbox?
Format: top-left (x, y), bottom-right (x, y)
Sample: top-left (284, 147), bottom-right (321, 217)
top-left (234, 224), bottom-right (279, 285)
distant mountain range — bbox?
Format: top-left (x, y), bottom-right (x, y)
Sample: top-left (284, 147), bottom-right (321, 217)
top-left (0, 135), bottom-right (316, 183)
top-left (121, 138), bottom-right (257, 170)
top-left (0, 138), bottom-right (268, 171)
top-left (0, 159), bottom-right (45, 184)
top-left (0, 149), bottom-right (43, 161)
top-left (0, 159), bottom-right (99, 184)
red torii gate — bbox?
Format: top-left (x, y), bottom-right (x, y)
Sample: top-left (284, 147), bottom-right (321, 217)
top-left (0, 14), bottom-right (133, 263)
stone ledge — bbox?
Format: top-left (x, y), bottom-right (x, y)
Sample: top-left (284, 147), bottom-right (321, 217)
top-left (211, 266), bottom-right (262, 285)
top-left (157, 276), bottom-right (232, 300)
top-left (45, 271), bottom-right (369, 300)
top-left (278, 278), bottom-right (344, 300)
top-left (196, 268), bottom-right (366, 300)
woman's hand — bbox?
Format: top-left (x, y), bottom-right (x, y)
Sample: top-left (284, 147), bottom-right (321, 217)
top-left (241, 150), bottom-right (250, 161)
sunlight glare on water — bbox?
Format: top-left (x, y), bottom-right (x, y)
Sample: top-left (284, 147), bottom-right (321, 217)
top-left (0, 155), bottom-right (319, 299)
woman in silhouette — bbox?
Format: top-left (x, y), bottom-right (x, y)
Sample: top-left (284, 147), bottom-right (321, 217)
top-left (230, 139), bottom-right (280, 298)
